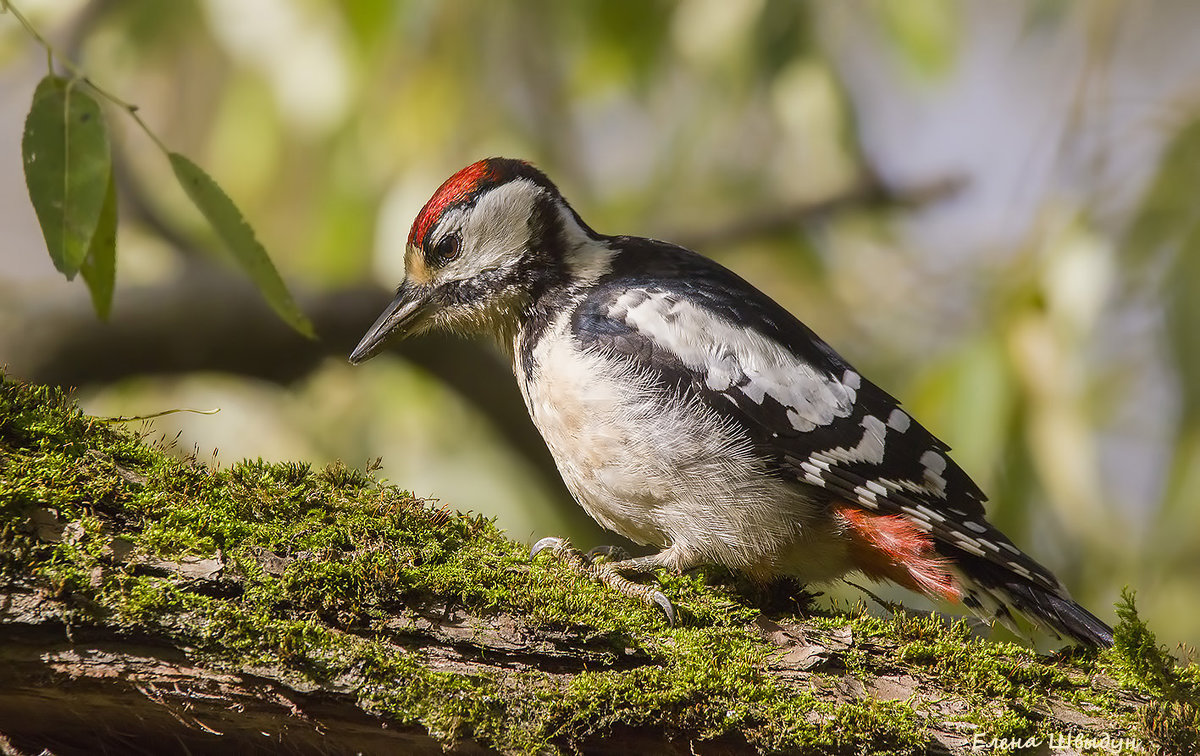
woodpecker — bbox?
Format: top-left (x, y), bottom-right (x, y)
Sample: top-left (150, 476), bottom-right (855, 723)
top-left (350, 157), bottom-right (1113, 647)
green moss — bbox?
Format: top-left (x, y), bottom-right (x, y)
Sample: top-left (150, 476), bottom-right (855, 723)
top-left (1110, 587), bottom-right (1182, 694)
top-left (1104, 588), bottom-right (1200, 751)
top-left (0, 370), bottom-right (1192, 754)
top-left (1139, 699), bottom-right (1200, 755)
top-left (894, 616), bottom-right (1071, 701)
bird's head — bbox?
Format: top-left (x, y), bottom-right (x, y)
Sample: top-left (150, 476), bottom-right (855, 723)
top-left (350, 157), bottom-right (594, 364)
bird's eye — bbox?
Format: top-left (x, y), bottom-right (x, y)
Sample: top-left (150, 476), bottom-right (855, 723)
top-left (429, 233), bottom-right (462, 266)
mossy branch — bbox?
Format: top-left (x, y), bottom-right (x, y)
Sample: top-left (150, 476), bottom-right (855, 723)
top-left (0, 370), bottom-right (1195, 755)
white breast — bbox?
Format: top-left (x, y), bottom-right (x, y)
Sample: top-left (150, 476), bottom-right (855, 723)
top-left (513, 311), bottom-right (847, 580)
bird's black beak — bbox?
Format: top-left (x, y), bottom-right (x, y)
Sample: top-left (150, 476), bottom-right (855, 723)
top-left (349, 282), bottom-right (434, 365)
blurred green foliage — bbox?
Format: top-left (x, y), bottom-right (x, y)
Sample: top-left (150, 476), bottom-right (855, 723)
top-left (4, 1), bottom-right (1200, 649)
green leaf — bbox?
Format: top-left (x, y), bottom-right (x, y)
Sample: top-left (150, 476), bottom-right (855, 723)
top-left (21, 75), bottom-right (112, 279)
top-left (168, 152), bottom-right (316, 339)
top-left (80, 169), bottom-right (118, 320)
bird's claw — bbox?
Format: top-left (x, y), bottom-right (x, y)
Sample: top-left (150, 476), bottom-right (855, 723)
top-left (530, 536), bottom-right (566, 560)
top-left (648, 589), bottom-right (676, 625)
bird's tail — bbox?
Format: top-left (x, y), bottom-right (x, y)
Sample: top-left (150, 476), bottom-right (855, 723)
top-left (944, 551), bottom-right (1113, 648)
top-left (834, 504), bottom-right (1112, 646)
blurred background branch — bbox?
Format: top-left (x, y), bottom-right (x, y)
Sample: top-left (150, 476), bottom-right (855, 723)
top-left (2, 172), bottom-right (953, 549)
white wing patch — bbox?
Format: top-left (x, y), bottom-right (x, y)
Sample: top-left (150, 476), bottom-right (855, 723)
top-left (886, 408), bottom-right (911, 433)
top-left (823, 414), bottom-right (887, 465)
top-left (919, 450), bottom-right (948, 495)
top-left (611, 290), bottom-right (856, 433)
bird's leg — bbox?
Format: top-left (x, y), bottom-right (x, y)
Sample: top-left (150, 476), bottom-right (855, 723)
top-left (596, 551), bottom-right (672, 574)
top-left (530, 537), bottom-right (677, 624)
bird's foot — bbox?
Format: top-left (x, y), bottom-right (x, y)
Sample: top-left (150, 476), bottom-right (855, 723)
top-left (585, 544), bottom-right (631, 563)
top-left (530, 537), bottom-right (675, 625)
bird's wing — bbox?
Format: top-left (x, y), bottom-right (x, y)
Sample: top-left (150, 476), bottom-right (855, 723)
top-left (572, 237), bottom-right (1063, 594)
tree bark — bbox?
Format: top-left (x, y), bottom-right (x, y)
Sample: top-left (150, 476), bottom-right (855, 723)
top-left (0, 563), bottom-right (1151, 756)
top-left (0, 503), bottom-right (1158, 756)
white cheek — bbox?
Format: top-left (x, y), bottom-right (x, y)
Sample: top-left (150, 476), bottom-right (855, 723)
top-left (436, 179), bottom-right (543, 282)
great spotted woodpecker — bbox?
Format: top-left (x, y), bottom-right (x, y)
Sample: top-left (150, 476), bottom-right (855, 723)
top-left (349, 157), bottom-right (1113, 646)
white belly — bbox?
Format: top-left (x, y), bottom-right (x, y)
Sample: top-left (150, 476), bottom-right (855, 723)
top-left (514, 317), bottom-right (847, 580)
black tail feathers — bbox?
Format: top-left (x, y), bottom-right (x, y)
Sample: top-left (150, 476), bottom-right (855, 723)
top-left (996, 577), bottom-right (1113, 647)
top-left (945, 550), bottom-right (1113, 647)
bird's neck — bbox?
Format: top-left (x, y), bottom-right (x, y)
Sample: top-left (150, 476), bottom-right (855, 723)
top-left (504, 218), bottom-right (615, 363)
